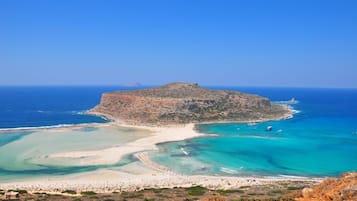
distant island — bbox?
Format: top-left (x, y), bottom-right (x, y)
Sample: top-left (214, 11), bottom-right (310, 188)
top-left (90, 82), bottom-right (292, 125)
top-left (123, 82), bottom-right (143, 87)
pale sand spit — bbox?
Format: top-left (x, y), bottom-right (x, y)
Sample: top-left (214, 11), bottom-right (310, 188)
top-left (48, 123), bottom-right (205, 166)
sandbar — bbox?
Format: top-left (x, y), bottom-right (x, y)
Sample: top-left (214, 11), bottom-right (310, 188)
top-left (0, 122), bottom-right (322, 193)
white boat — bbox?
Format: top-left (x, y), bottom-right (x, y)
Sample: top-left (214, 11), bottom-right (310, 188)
top-left (290, 97), bottom-right (298, 104)
top-left (266, 126), bottom-right (273, 131)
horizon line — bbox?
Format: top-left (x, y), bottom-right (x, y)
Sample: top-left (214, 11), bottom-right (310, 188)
top-left (0, 84), bottom-right (356, 90)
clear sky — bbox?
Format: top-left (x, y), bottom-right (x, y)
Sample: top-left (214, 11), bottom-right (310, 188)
top-left (1, 0), bottom-right (356, 88)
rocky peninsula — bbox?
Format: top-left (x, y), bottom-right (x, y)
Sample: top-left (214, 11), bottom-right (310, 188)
top-left (90, 82), bottom-right (292, 125)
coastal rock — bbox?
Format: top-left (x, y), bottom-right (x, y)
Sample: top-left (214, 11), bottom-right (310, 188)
top-left (90, 82), bottom-right (291, 125)
top-left (291, 172), bottom-right (357, 201)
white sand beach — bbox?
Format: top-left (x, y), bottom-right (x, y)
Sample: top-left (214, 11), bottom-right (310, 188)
top-left (48, 123), bottom-right (205, 166)
top-left (0, 167), bottom-right (322, 193)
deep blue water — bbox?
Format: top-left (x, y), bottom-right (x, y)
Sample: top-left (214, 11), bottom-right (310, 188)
top-left (0, 86), bottom-right (144, 129)
top-left (152, 87), bottom-right (357, 177)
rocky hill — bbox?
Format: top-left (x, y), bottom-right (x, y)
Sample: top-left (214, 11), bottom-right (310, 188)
top-left (287, 172), bottom-right (357, 201)
top-left (90, 82), bottom-right (291, 125)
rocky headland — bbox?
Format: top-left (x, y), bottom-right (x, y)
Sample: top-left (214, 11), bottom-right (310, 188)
top-left (90, 82), bottom-right (292, 125)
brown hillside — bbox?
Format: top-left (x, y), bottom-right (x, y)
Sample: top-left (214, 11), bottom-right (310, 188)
top-left (289, 172), bottom-right (357, 201)
top-left (90, 82), bottom-right (291, 125)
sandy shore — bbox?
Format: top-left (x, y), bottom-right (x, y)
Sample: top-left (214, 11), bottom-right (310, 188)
top-left (0, 167), bottom-right (322, 193)
top-left (48, 123), bottom-right (205, 166)
top-left (0, 119), bottom-right (322, 193)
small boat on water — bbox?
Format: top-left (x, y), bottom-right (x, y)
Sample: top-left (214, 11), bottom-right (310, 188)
top-left (290, 97), bottom-right (298, 104)
top-left (266, 126), bottom-right (273, 131)
top-left (247, 122), bottom-right (257, 126)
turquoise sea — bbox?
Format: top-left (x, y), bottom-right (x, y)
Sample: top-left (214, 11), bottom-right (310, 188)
top-left (151, 87), bottom-right (357, 177)
top-left (0, 86), bottom-right (356, 180)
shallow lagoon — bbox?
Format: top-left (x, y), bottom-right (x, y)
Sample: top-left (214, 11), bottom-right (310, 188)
top-left (0, 126), bottom-right (149, 181)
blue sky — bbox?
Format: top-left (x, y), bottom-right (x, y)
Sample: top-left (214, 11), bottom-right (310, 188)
top-left (1, 0), bottom-right (356, 88)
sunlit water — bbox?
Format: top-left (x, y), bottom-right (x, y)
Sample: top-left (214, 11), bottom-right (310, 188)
top-left (0, 87), bottom-right (356, 180)
top-left (151, 88), bottom-right (357, 177)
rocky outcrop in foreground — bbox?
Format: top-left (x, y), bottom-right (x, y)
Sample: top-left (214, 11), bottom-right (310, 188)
top-left (288, 172), bottom-right (357, 201)
top-left (90, 82), bottom-right (291, 125)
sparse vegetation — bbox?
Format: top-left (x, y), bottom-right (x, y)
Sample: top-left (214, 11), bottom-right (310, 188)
top-left (62, 190), bottom-right (77, 194)
top-left (0, 181), bottom-right (317, 201)
top-left (217, 189), bottom-right (245, 195)
top-left (92, 82), bottom-right (291, 125)
top-left (287, 186), bottom-right (305, 190)
top-left (48, 193), bottom-right (65, 197)
top-left (186, 185), bottom-right (206, 196)
top-left (80, 191), bottom-right (97, 196)
top-left (122, 192), bottom-right (143, 199)
top-left (33, 192), bottom-right (47, 195)
top-left (270, 189), bottom-right (284, 194)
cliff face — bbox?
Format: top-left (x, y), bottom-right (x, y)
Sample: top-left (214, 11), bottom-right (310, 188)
top-left (90, 82), bottom-right (291, 125)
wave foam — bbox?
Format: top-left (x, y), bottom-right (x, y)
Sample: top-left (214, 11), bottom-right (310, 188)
top-left (0, 124), bottom-right (76, 132)
top-left (277, 174), bottom-right (310, 179)
top-left (220, 167), bottom-right (243, 174)
top-left (274, 98), bottom-right (299, 105)
top-left (33, 110), bottom-right (88, 115)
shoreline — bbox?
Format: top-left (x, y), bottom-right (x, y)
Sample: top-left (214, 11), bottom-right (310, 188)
top-left (0, 102), bottom-right (294, 133)
top-left (87, 103), bottom-right (295, 127)
top-left (0, 105), bottom-right (322, 193)
top-left (0, 122), bottom-right (110, 133)
top-left (0, 148), bottom-right (322, 193)
top-left (0, 169), bottom-right (322, 193)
